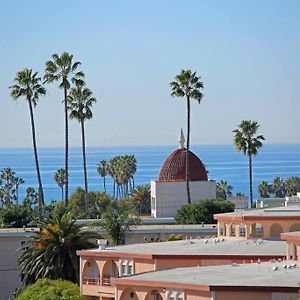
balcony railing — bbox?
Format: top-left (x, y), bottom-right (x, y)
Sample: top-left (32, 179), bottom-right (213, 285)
top-left (102, 275), bottom-right (111, 286)
top-left (82, 276), bottom-right (100, 285)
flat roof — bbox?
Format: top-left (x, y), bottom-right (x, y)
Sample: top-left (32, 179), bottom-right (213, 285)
top-left (114, 262), bottom-right (300, 291)
top-left (281, 231), bottom-right (300, 242)
top-left (78, 238), bottom-right (285, 258)
top-left (214, 206), bottom-right (300, 221)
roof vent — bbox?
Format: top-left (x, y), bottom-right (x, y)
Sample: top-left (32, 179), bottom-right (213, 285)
top-left (97, 239), bottom-right (107, 250)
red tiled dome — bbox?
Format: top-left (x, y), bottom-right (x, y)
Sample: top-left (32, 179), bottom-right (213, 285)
top-left (158, 148), bottom-right (208, 182)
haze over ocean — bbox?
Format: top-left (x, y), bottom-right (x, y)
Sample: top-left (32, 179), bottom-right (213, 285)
top-left (0, 144), bottom-right (299, 204)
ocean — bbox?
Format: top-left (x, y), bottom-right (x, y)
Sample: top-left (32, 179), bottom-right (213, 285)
top-left (0, 144), bottom-right (299, 204)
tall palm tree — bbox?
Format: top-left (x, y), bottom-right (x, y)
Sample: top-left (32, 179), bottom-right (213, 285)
top-left (54, 168), bottom-right (66, 201)
top-left (44, 52), bottom-right (85, 206)
top-left (131, 184), bottom-right (151, 214)
top-left (170, 69), bottom-right (204, 204)
top-left (257, 180), bottom-right (271, 198)
top-left (233, 120), bottom-right (265, 207)
top-left (10, 69), bottom-right (46, 216)
top-left (68, 86), bottom-right (96, 209)
top-left (216, 180), bottom-right (233, 200)
top-left (18, 209), bottom-right (100, 285)
top-left (97, 160), bottom-right (109, 193)
top-left (13, 176), bottom-right (25, 205)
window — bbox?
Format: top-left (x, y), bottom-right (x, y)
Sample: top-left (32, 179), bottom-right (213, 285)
top-left (121, 264), bottom-right (126, 275)
top-left (128, 265), bottom-right (133, 275)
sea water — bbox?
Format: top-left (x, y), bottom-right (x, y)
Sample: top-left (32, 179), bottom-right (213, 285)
top-left (0, 144), bottom-right (299, 204)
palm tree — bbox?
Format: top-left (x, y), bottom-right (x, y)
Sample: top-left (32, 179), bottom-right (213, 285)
top-left (170, 69), bottom-right (204, 204)
top-left (68, 86), bottom-right (96, 209)
top-left (18, 209), bottom-right (100, 285)
top-left (10, 69), bottom-right (46, 216)
top-left (233, 120), bottom-right (265, 207)
top-left (44, 52), bottom-right (85, 206)
top-left (54, 168), bottom-right (66, 201)
top-left (131, 184), bottom-right (151, 214)
top-left (13, 176), bottom-right (25, 205)
top-left (216, 180), bottom-right (233, 200)
top-left (271, 176), bottom-right (285, 198)
top-left (97, 160), bottom-right (109, 193)
top-left (285, 176), bottom-right (300, 197)
top-left (257, 180), bottom-right (271, 198)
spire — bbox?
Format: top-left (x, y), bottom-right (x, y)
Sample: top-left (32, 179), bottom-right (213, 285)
top-left (179, 129), bottom-right (185, 149)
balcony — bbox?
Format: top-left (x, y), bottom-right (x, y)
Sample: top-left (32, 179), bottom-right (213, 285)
top-left (102, 275), bottom-right (111, 286)
top-left (82, 276), bottom-right (100, 285)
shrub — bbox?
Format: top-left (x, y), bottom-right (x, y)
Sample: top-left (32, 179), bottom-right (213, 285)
top-left (16, 278), bottom-right (83, 300)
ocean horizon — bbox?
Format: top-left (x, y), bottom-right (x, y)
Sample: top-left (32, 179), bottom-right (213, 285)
top-left (0, 143), bottom-right (299, 204)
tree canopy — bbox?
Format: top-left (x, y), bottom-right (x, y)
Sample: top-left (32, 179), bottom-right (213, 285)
top-left (176, 199), bottom-right (234, 224)
top-left (16, 278), bottom-right (83, 300)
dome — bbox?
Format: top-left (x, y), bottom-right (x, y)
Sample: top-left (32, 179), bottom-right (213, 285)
top-left (158, 148), bottom-right (208, 182)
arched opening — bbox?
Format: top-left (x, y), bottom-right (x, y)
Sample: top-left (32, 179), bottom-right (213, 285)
top-left (120, 288), bottom-right (138, 300)
top-left (102, 259), bottom-right (119, 286)
top-left (289, 223), bottom-right (300, 232)
top-left (250, 223), bottom-right (264, 238)
top-left (230, 223), bottom-right (235, 237)
top-left (145, 290), bottom-right (163, 300)
top-left (288, 243), bottom-right (298, 260)
top-left (239, 223), bottom-right (246, 237)
top-left (219, 222), bottom-right (226, 236)
top-left (82, 260), bottom-right (100, 285)
top-left (269, 223), bottom-right (284, 239)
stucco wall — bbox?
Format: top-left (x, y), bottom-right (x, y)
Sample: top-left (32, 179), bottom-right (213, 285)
top-left (151, 180), bottom-right (216, 218)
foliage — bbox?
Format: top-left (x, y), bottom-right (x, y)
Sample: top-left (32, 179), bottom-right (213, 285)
top-left (233, 120), bottom-right (265, 207)
top-left (68, 187), bottom-right (112, 218)
top-left (285, 176), bottom-right (300, 197)
top-left (170, 69), bottom-right (204, 204)
top-left (131, 184), bottom-right (151, 214)
top-left (100, 200), bottom-right (141, 245)
top-left (167, 234), bottom-right (183, 241)
top-left (0, 167), bottom-right (25, 207)
top-left (16, 278), bottom-right (83, 300)
top-left (0, 205), bottom-right (32, 228)
top-left (18, 209), bottom-right (100, 285)
top-left (257, 180), bottom-right (272, 198)
top-left (176, 198), bottom-right (234, 224)
top-left (97, 160), bottom-right (109, 193)
top-left (216, 180), bottom-right (233, 200)
top-left (271, 176), bottom-right (286, 198)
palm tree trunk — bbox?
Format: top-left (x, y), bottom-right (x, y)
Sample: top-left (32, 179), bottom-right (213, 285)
top-left (249, 154), bottom-right (253, 208)
top-left (28, 99), bottom-right (44, 219)
top-left (64, 87), bottom-right (69, 206)
top-left (103, 176), bottom-right (106, 193)
top-left (61, 186), bottom-right (64, 202)
top-left (186, 96), bottom-right (191, 204)
top-left (16, 186), bottom-right (19, 205)
top-left (81, 120), bottom-right (89, 210)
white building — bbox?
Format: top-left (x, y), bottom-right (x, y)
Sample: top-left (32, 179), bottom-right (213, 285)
top-left (151, 131), bottom-right (216, 218)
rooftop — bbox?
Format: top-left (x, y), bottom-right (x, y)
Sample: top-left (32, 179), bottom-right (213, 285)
top-left (115, 262), bottom-right (300, 290)
top-left (78, 237), bottom-right (285, 257)
top-left (214, 206), bottom-right (300, 221)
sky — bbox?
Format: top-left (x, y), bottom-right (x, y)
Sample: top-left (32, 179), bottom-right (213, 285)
top-left (0, 0), bottom-right (299, 148)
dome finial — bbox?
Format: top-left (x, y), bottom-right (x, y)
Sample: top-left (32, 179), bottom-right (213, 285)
top-left (179, 128), bottom-right (185, 149)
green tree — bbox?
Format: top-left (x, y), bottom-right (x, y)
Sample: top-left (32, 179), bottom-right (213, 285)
top-left (0, 167), bottom-right (17, 207)
top-left (16, 278), bottom-right (83, 300)
top-left (97, 160), bottom-right (109, 193)
top-left (131, 184), bottom-right (151, 214)
top-left (285, 176), bottom-right (300, 197)
top-left (44, 52), bottom-right (85, 206)
top-left (233, 120), bottom-right (265, 207)
top-left (216, 180), bottom-right (233, 200)
top-left (54, 168), bottom-right (66, 201)
top-left (0, 205), bottom-right (32, 228)
top-left (101, 200), bottom-right (141, 245)
top-left (18, 209), bottom-right (100, 285)
top-left (236, 192), bottom-right (245, 197)
top-left (170, 69), bottom-right (204, 204)
top-left (176, 199), bottom-right (234, 224)
top-left (10, 69), bottom-right (46, 216)
top-left (271, 176), bottom-right (286, 198)
top-left (257, 180), bottom-right (271, 198)
top-left (23, 187), bottom-right (38, 207)
top-left (68, 86), bottom-right (96, 209)
top-left (13, 176), bottom-right (25, 205)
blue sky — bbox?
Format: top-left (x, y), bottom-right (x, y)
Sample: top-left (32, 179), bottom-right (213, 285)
top-left (0, 0), bottom-right (299, 147)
